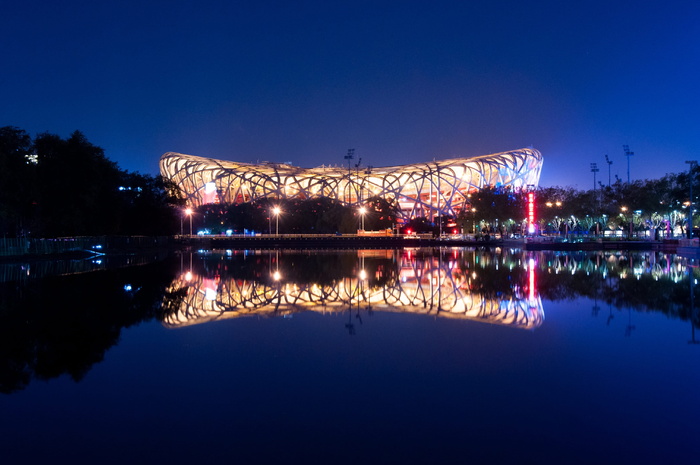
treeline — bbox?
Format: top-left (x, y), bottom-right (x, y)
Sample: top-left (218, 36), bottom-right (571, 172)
top-left (0, 126), bottom-right (182, 237)
top-left (457, 174), bottom-right (696, 237)
top-left (196, 196), bottom-right (398, 235)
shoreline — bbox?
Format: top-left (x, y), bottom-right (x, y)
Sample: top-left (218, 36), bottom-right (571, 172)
top-left (0, 234), bottom-right (691, 259)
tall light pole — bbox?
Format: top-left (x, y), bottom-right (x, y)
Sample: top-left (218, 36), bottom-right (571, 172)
top-left (591, 163), bottom-right (600, 212)
top-left (185, 208), bottom-right (193, 236)
top-left (344, 149), bottom-right (354, 204)
top-left (605, 154), bottom-right (613, 186)
top-left (359, 206), bottom-right (366, 231)
top-left (686, 161), bottom-right (697, 239)
top-left (273, 206), bottom-right (281, 236)
top-left (623, 145), bottom-right (634, 184)
top-left (590, 163), bottom-right (599, 190)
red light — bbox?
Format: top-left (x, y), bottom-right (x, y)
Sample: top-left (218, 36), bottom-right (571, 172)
top-left (527, 191), bottom-right (536, 232)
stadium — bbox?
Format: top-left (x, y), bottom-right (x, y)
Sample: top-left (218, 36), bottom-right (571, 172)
top-left (159, 148), bottom-right (543, 221)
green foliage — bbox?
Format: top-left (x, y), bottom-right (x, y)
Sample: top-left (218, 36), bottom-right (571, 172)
top-left (195, 197), bottom-right (361, 235)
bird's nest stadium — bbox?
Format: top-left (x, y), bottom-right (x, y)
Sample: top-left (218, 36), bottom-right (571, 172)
top-left (160, 148), bottom-right (542, 221)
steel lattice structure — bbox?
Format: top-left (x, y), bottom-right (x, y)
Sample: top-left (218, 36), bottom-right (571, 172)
top-left (160, 148), bottom-right (543, 220)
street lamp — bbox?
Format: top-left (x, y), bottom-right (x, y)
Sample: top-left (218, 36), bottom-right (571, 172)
top-left (471, 207), bottom-right (477, 234)
top-left (185, 208), bottom-right (193, 236)
top-left (359, 206), bottom-right (366, 231)
top-left (621, 206), bottom-right (629, 239)
top-left (273, 206), bottom-right (281, 236)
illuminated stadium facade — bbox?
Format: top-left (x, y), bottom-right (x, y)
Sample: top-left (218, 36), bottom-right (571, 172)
top-left (159, 148), bottom-right (543, 220)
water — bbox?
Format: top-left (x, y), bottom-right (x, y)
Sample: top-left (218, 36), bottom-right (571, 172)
top-left (1, 248), bottom-right (698, 464)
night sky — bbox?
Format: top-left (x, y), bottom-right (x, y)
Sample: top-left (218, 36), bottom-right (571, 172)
top-left (2, 0), bottom-right (699, 188)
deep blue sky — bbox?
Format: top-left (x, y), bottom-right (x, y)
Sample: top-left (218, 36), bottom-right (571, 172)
top-left (2, 0), bottom-right (699, 188)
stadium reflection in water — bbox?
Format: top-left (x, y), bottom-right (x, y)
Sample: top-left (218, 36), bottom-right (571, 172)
top-left (162, 249), bottom-right (544, 330)
top-left (160, 248), bottom-right (697, 333)
top-left (2, 247), bottom-right (699, 464)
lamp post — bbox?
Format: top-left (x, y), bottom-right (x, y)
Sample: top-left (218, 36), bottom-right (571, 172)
top-left (185, 208), bottom-right (193, 236)
top-left (471, 208), bottom-right (477, 234)
top-left (590, 163), bottom-right (599, 190)
top-left (359, 206), bottom-right (366, 231)
top-left (686, 160), bottom-right (697, 239)
top-left (621, 206), bottom-right (629, 239)
top-left (623, 145), bottom-right (634, 184)
top-left (605, 154), bottom-right (613, 187)
top-left (591, 163), bottom-right (600, 212)
top-left (273, 206), bottom-right (281, 236)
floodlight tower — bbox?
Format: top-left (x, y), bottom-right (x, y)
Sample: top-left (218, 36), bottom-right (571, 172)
top-left (344, 148), bottom-right (355, 172)
top-left (591, 163), bottom-right (600, 210)
top-left (344, 148), bottom-right (355, 204)
top-left (623, 145), bottom-right (634, 184)
top-left (590, 163), bottom-right (599, 190)
top-left (686, 160), bottom-right (697, 239)
top-left (605, 154), bottom-right (613, 186)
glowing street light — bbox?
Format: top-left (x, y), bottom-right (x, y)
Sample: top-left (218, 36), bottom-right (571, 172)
top-left (620, 206), bottom-right (630, 239)
top-left (185, 208), bottom-right (193, 236)
top-left (359, 206), bottom-right (366, 231)
top-left (273, 206), bottom-right (281, 236)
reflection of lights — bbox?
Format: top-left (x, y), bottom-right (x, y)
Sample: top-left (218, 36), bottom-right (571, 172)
top-left (163, 250), bottom-right (546, 331)
top-left (528, 258), bottom-right (536, 301)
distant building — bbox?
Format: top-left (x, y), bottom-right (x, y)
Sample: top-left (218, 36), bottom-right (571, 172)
top-left (159, 148), bottom-right (543, 221)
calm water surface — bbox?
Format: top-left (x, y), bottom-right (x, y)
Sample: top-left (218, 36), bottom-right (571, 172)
top-left (1, 248), bottom-right (698, 464)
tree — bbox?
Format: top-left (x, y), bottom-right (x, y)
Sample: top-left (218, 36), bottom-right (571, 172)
top-left (0, 127), bottom-right (181, 237)
top-left (0, 126), bottom-right (34, 236)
